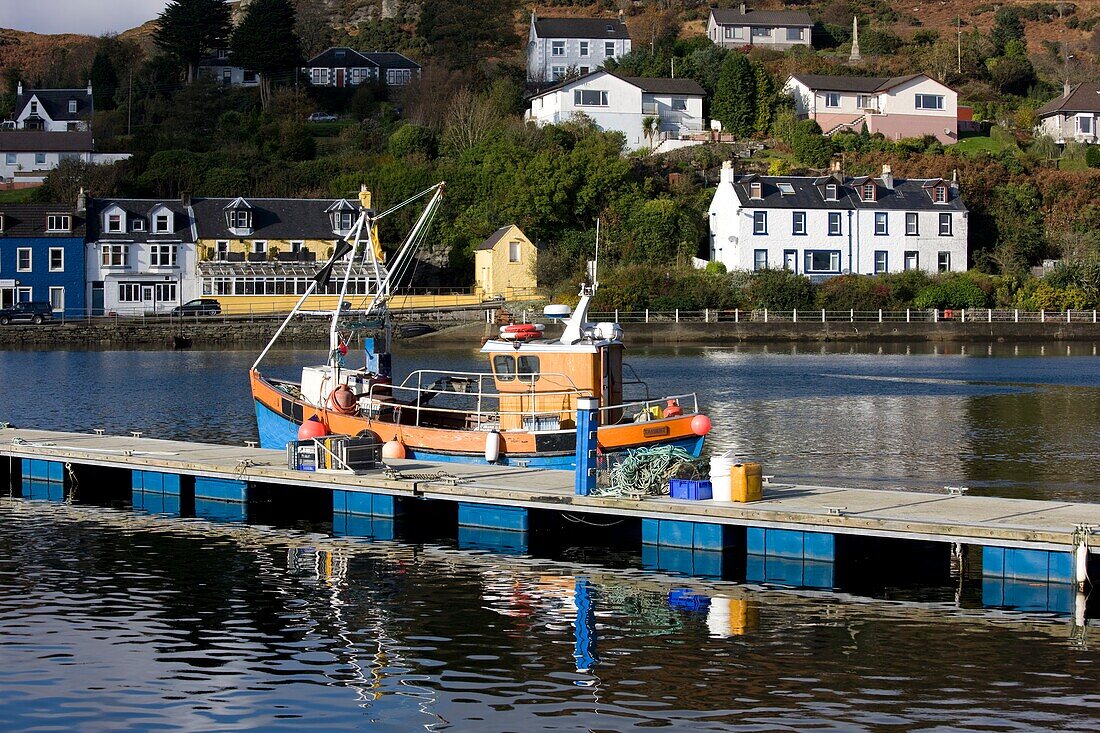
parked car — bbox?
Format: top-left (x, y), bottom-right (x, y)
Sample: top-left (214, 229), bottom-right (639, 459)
top-left (0, 301), bottom-right (54, 325)
top-left (308, 112), bottom-right (338, 123)
top-left (171, 298), bottom-right (222, 316)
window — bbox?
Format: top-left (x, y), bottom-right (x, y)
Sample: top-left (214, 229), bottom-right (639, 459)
top-left (825, 183), bottom-right (838, 200)
top-left (579, 66), bottom-right (590, 75)
top-left (753, 211), bottom-right (767, 235)
top-left (106, 213), bottom-right (123, 232)
top-left (101, 244), bottom-right (129, 267)
top-left (579, 41), bottom-right (589, 56)
top-left (1077, 116), bottom-right (1093, 134)
top-left (605, 41), bottom-right (615, 57)
top-left (155, 282), bottom-right (176, 302)
top-left (517, 355), bottom-right (540, 384)
top-left (786, 27), bottom-right (805, 41)
top-left (933, 185), bottom-right (947, 203)
top-left (132, 218), bottom-right (145, 232)
top-left (493, 355), bottom-right (516, 381)
top-left (874, 251), bottom-right (888, 274)
top-left (857, 94), bottom-right (873, 110)
top-left (35, 153), bottom-right (46, 165)
top-left (671, 98), bottom-right (687, 111)
top-left (551, 66), bottom-right (566, 81)
top-left (290, 241), bottom-right (303, 254)
top-left (904, 251), bottom-right (919, 271)
top-left (905, 212), bottom-right (919, 236)
top-left (508, 241), bottom-right (521, 263)
top-left (938, 252), bottom-right (951, 272)
top-left (150, 244), bottom-right (177, 267)
top-left (724, 27), bottom-right (732, 39)
top-left (874, 212), bottom-right (888, 236)
top-left (68, 99), bottom-right (77, 114)
top-left (552, 41), bottom-right (565, 56)
top-left (30, 101), bottom-right (38, 114)
top-left (49, 247), bottom-right (64, 272)
top-left (118, 283), bottom-right (140, 302)
top-left (804, 250), bottom-right (840, 273)
top-left (386, 69), bottom-right (412, 85)
top-left (915, 94), bottom-right (945, 110)
top-left (792, 211), bottom-right (806, 235)
top-left (574, 89), bottom-right (609, 107)
top-left (753, 249), bottom-right (768, 271)
top-left (227, 210), bottom-right (251, 229)
top-left (825, 92), bottom-right (841, 108)
top-left (828, 212), bottom-right (842, 236)
top-left (751, 26), bottom-right (771, 37)
top-left (252, 241), bottom-right (267, 255)
top-left (215, 241), bottom-right (230, 260)
top-left (311, 68), bottom-right (326, 85)
top-left (16, 287), bottom-right (31, 303)
top-left (0, 213), bottom-right (4, 232)
top-left (939, 213), bottom-right (952, 236)
top-left (5, 153), bottom-right (15, 164)
top-left (862, 183), bottom-right (876, 201)
top-left (223, 69), bottom-right (232, 84)
top-left (749, 181), bottom-right (762, 199)
top-left (783, 249), bottom-right (797, 271)
top-left (334, 211), bottom-right (355, 231)
top-left (777, 182), bottom-right (795, 195)
top-left (48, 287), bottom-right (64, 312)
top-left (154, 213), bottom-right (171, 233)
top-left (16, 248), bottom-right (31, 272)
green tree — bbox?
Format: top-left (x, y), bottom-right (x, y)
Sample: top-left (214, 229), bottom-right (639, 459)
top-left (751, 61), bottom-right (775, 136)
top-left (419, 0), bottom-right (518, 70)
top-left (990, 7), bottom-right (1024, 56)
top-left (711, 52), bottom-right (755, 138)
top-left (89, 49), bottom-right (119, 111)
top-left (988, 55), bottom-right (1035, 95)
top-left (231, 0), bottom-right (302, 108)
top-left (990, 183), bottom-right (1045, 274)
top-left (791, 119), bottom-right (834, 168)
top-left (153, 0), bottom-right (233, 83)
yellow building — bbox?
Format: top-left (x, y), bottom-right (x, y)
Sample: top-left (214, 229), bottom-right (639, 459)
top-left (474, 224), bottom-right (539, 299)
top-left (193, 193), bottom-right (479, 314)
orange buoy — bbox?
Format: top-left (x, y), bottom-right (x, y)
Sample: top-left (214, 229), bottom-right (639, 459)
top-left (328, 384), bottom-right (357, 414)
top-left (382, 440), bottom-right (406, 459)
top-left (691, 414), bottom-right (712, 436)
top-left (663, 398), bottom-right (684, 418)
top-left (298, 416), bottom-right (329, 441)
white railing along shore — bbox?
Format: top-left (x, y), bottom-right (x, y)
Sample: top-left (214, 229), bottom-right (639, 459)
top-left (579, 308), bottom-right (1100, 325)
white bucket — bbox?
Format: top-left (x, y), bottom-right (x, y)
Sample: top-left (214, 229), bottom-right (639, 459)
top-left (709, 450), bottom-right (735, 502)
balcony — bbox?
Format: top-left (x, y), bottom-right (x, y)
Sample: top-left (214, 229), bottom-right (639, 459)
top-left (276, 250), bottom-right (317, 262)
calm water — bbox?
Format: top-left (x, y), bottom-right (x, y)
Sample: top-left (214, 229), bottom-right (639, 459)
top-left (0, 342), bottom-right (1098, 730)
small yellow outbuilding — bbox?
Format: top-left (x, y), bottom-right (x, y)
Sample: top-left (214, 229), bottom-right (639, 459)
top-left (473, 224), bottom-right (538, 299)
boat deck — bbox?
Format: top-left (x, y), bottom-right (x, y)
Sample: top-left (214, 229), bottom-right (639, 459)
top-left (3, 427), bottom-right (1098, 554)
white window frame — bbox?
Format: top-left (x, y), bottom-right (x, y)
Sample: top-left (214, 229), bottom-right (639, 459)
top-left (751, 26), bottom-right (771, 38)
top-left (154, 282), bottom-right (177, 302)
top-left (154, 213), bottom-right (171, 233)
top-left (118, 283), bottom-right (140, 303)
top-left (905, 212), bottom-right (919, 236)
top-left (874, 212), bottom-right (888, 236)
top-left (551, 66), bottom-right (566, 81)
top-left (1076, 115), bottom-right (1093, 134)
top-left (828, 212), bottom-right (842, 236)
top-left (5, 153), bottom-right (15, 165)
top-left (16, 287), bottom-right (32, 303)
top-left (915, 94), bottom-right (945, 110)
top-left (48, 286), bottom-right (64, 312)
top-left (753, 249), bottom-right (768, 271)
top-left (16, 247), bottom-right (32, 272)
top-left (825, 93), bottom-right (841, 109)
top-left (47, 215), bottom-right (70, 232)
top-left (150, 244), bottom-right (178, 268)
top-left (605, 41), bottom-right (615, 57)
top-left (132, 218), bottom-right (146, 232)
top-left (68, 99), bottom-right (77, 114)
top-left (48, 247), bottom-right (64, 272)
top-left (552, 41), bottom-right (565, 57)
top-left (35, 153), bottom-right (46, 165)
top-left (579, 41), bottom-right (589, 56)
top-left (804, 250), bottom-right (841, 274)
top-left (215, 240), bottom-right (230, 260)
top-left (904, 251), bottom-right (919, 271)
top-left (938, 251), bottom-right (951, 272)
top-left (671, 97), bottom-right (687, 111)
top-left (862, 183), bottom-right (876, 201)
top-left (786, 27), bottom-right (805, 41)
top-left (874, 251), bottom-right (888, 274)
top-left (792, 211), bottom-right (806, 236)
top-left (252, 240), bottom-right (267, 255)
top-left (101, 244), bottom-right (129, 267)
top-left (106, 213), bottom-right (123, 233)
top-left (508, 241), bottom-right (521, 263)
top-left (752, 211), bottom-right (767, 235)
top-left (939, 213), bottom-right (952, 236)
top-left (574, 89), bottom-right (609, 107)
top-left (933, 186), bottom-right (947, 204)
top-left (825, 183), bottom-right (838, 200)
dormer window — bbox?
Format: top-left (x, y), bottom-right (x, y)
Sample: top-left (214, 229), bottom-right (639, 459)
top-left (228, 210), bottom-right (251, 228)
top-left (154, 212), bottom-right (172, 233)
top-left (68, 99), bottom-right (77, 114)
top-left (333, 211), bottom-right (355, 231)
top-left (106, 213), bottom-right (123, 233)
top-left (0, 213), bottom-right (5, 232)
top-left (30, 101), bottom-right (38, 114)
top-left (825, 183), bottom-right (838, 201)
top-left (132, 218), bottom-right (145, 232)
top-left (933, 185), bottom-right (947, 204)
top-left (862, 183), bottom-right (876, 202)
top-left (47, 214), bottom-right (71, 232)
top-left (336, 49), bottom-right (346, 60)
top-left (749, 181), bottom-right (763, 199)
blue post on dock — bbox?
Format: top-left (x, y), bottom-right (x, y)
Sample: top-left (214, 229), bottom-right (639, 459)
top-left (574, 397), bottom-right (599, 496)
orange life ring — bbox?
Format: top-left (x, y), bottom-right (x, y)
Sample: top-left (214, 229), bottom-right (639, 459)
top-left (502, 323), bottom-right (540, 334)
top-left (944, 309), bottom-right (954, 320)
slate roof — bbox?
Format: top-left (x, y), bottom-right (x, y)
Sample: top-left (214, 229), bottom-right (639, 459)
top-left (710, 8), bottom-right (813, 27)
top-left (621, 76), bottom-right (706, 96)
top-left (729, 175), bottom-right (967, 212)
top-left (304, 48), bottom-right (420, 70)
top-left (1036, 83), bottom-right (1100, 116)
top-left (191, 197), bottom-right (356, 240)
top-left (0, 204), bottom-right (86, 238)
top-left (477, 225), bottom-right (516, 251)
top-left (0, 131), bottom-right (94, 153)
top-left (86, 199), bottom-right (197, 243)
top-left (533, 17), bottom-right (631, 40)
top-left (14, 88), bottom-right (93, 122)
top-left (788, 74), bottom-right (926, 93)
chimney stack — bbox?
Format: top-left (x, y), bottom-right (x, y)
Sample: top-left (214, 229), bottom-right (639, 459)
top-left (16, 81), bottom-right (22, 96)
top-left (87, 80), bottom-right (92, 96)
top-left (1064, 80), bottom-right (1072, 98)
top-left (740, 3), bottom-right (747, 15)
top-left (880, 164), bottom-right (893, 189)
top-left (76, 187), bottom-right (86, 213)
top-left (719, 160), bottom-right (734, 186)
top-left (181, 192), bottom-right (192, 207)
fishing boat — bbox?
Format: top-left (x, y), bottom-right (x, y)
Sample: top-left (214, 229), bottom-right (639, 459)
top-left (249, 183), bottom-right (711, 468)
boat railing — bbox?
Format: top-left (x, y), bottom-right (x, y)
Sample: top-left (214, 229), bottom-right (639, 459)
top-left (601, 393), bottom-right (699, 421)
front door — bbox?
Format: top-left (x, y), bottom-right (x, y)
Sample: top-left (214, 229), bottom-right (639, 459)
top-left (336, 68), bottom-right (345, 87)
top-left (0, 287), bottom-right (13, 308)
top-left (784, 249), bottom-right (797, 272)
top-left (91, 282), bottom-right (104, 316)
top-left (141, 285), bottom-right (155, 312)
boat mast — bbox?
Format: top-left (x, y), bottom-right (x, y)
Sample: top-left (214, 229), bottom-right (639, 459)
top-left (329, 212), bottom-right (369, 362)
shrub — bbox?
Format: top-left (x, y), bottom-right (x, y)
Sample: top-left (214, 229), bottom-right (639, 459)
top-left (912, 274), bottom-right (992, 309)
top-left (814, 275), bottom-right (891, 311)
top-left (746, 269), bottom-right (815, 310)
top-left (878, 269), bottom-right (932, 306)
top-left (387, 124), bottom-right (437, 159)
top-left (1086, 146), bottom-right (1100, 168)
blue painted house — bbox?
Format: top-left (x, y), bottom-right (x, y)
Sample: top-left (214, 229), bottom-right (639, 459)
top-left (0, 202), bottom-right (86, 315)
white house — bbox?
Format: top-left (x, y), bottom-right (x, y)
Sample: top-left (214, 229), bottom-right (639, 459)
top-left (199, 49), bottom-right (260, 87)
top-left (784, 73), bottom-right (960, 144)
top-left (11, 82), bottom-right (94, 132)
top-left (85, 196), bottom-right (200, 315)
top-left (1036, 82), bottom-right (1099, 145)
top-left (707, 5), bottom-right (813, 50)
top-left (526, 14), bottom-right (631, 84)
top-left (0, 131), bottom-right (130, 188)
top-left (526, 70), bottom-right (705, 151)
top-left (708, 162), bottom-right (968, 276)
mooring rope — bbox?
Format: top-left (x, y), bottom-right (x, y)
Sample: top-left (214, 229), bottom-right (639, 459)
top-left (592, 445), bottom-right (703, 499)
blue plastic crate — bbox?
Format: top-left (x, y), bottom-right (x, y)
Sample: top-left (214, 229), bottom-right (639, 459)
top-left (669, 478), bottom-right (712, 500)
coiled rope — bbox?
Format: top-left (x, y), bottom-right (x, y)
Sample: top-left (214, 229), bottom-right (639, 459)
top-left (593, 445), bottom-right (703, 499)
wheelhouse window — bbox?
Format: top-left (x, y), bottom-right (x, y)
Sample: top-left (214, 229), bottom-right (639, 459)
top-left (752, 211), bottom-right (767, 235)
top-left (939, 213), bottom-right (952, 236)
top-left (915, 94), bottom-right (945, 110)
top-left (792, 211), bottom-right (806, 235)
top-left (874, 251), bottom-right (888, 274)
top-left (574, 90), bottom-right (609, 107)
top-left (905, 212), bottom-right (919, 236)
top-left (493, 355), bottom-right (516, 382)
top-left (828, 212), bottom-right (842, 236)
top-left (874, 212), bottom-right (888, 236)
top-left (753, 249), bottom-right (768, 271)
top-left (804, 250), bottom-right (840, 274)
top-left (517, 355), bottom-right (540, 383)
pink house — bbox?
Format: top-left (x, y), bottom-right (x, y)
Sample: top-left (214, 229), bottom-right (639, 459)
top-left (783, 73), bottom-right (959, 144)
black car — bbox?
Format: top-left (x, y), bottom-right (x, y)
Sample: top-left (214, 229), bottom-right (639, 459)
top-left (171, 298), bottom-right (222, 316)
top-left (0, 301), bottom-right (54, 325)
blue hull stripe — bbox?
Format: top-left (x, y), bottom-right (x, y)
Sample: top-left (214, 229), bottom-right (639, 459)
top-left (255, 400), bottom-right (704, 469)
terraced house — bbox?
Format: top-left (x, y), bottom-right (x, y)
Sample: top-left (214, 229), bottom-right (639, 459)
top-left (0, 201), bottom-right (86, 315)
